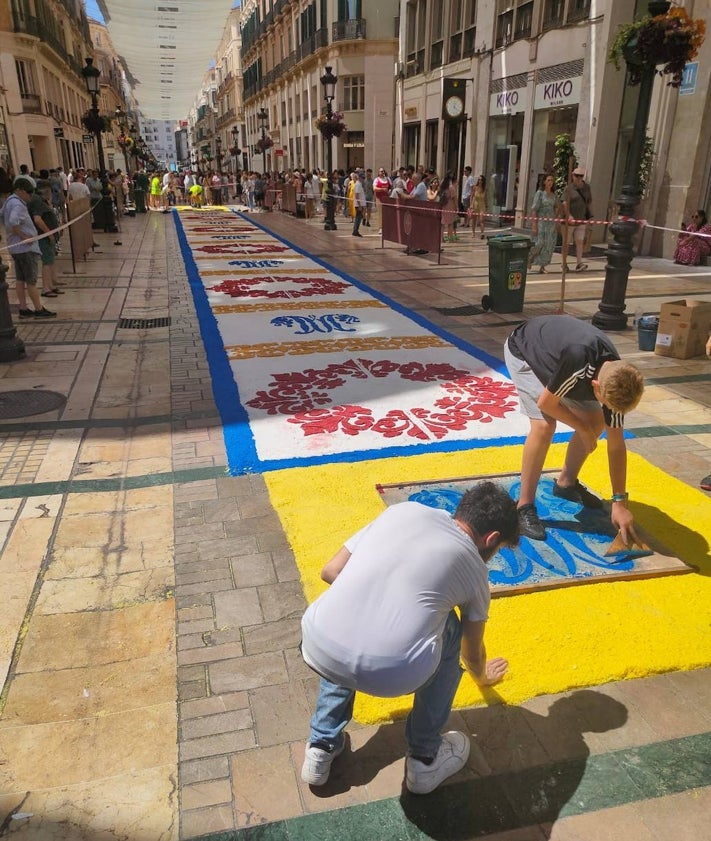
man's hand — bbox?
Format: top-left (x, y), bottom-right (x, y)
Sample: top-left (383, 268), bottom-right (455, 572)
top-left (478, 657), bottom-right (508, 686)
top-left (611, 503), bottom-right (637, 546)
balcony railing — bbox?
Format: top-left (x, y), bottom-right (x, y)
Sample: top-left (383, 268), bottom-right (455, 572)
top-left (21, 93), bottom-right (42, 113)
top-left (332, 19), bottom-right (366, 41)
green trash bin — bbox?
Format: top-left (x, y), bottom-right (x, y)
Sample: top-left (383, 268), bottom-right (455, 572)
top-left (483, 234), bottom-right (532, 313)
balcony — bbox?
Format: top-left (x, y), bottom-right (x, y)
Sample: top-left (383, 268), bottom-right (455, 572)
top-left (216, 108), bottom-right (236, 129)
top-left (21, 93), bottom-right (42, 114)
top-left (332, 19), bottom-right (366, 42)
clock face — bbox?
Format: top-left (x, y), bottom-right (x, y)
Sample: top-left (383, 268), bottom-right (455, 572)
top-left (445, 95), bottom-right (464, 118)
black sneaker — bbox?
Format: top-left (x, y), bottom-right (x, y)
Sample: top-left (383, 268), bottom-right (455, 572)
top-left (33, 307), bottom-right (57, 318)
top-left (553, 480), bottom-right (603, 509)
top-left (518, 504), bottom-right (546, 541)
top-left (18, 309), bottom-right (34, 318)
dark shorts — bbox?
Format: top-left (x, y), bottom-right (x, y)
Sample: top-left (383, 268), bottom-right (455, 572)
top-left (39, 238), bottom-right (55, 266)
top-left (12, 251), bottom-right (39, 284)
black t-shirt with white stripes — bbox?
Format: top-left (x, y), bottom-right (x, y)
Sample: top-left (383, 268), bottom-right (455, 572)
top-left (507, 315), bottom-right (623, 427)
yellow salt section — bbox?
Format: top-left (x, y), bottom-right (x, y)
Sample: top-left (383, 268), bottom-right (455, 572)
top-left (264, 444), bottom-right (711, 725)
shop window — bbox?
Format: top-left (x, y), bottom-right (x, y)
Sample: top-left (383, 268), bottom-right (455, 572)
top-left (403, 123), bottom-right (420, 167)
top-left (425, 120), bottom-right (438, 171)
top-left (342, 75), bottom-right (365, 111)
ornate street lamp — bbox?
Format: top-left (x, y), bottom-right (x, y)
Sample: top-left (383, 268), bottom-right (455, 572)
top-left (230, 124), bottom-right (241, 174)
top-left (258, 107), bottom-right (269, 175)
top-left (0, 259), bottom-right (25, 362)
top-left (592, 1), bottom-right (671, 330)
top-left (320, 65), bottom-right (338, 232)
top-left (81, 57), bottom-right (117, 233)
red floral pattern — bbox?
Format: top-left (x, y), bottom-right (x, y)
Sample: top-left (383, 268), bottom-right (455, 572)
top-left (245, 359), bottom-right (517, 439)
top-left (208, 277), bottom-right (350, 299)
top-left (195, 243), bottom-right (290, 254)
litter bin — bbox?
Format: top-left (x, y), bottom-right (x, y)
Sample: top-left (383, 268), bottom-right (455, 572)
top-left (483, 235), bottom-right (532, 313)
top-left (637, 315), bottom-right (659, 351)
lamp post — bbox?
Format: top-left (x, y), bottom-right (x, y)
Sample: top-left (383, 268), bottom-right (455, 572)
top-left (81, 57), bottom-right (117, 233)
top-left (231, 125), bottom-right (241, 172)
top-left (0, 259), bottom-right (25, 362)
top-left (215, 136), bottom-right (223, 172)
top-left (257, 107), bottom-right (269, 175)
top-left (592, 0), bottom-right (670, 331)
top-left (320, 65), bottom-right (338, 232)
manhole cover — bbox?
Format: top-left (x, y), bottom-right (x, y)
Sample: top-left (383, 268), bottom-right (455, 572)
top-left (0, 390), bottom-right (67, 419)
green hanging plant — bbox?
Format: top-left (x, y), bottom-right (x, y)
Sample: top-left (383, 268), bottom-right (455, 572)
top-left (638, 136), bottom-right (655, 198)
top-left (553, 133), bottom-right (576, 197)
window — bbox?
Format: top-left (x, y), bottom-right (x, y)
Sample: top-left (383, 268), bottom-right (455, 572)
top-left (496, 0), bottom-right (532, 47)
top-left (430, 0), bottom-right (444, 69)
top-left (15, 59), bottom-right (37, 97)
top-left (450, 0), bottom-right (477, 61)
top-left (342, 75), bottom-right (365, 111)
top-left (405, 0), bottom-right (426, 76)
top-left (543, 0), bottom-right (564, 29)
top-left (567, 0), bottom-right (590, 23)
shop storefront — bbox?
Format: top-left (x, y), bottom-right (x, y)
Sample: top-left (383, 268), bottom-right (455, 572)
top-left (487, 76), bottom-right (527, 218)
top-left (527, 65), bottom-right (582, 202)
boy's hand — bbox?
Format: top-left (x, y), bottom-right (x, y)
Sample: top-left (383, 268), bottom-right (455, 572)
top-left (478, 657), bottom-right (509, 686)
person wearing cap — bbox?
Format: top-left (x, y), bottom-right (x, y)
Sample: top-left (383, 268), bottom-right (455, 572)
top-left (563, 168), bottom-right (592, 271)
top-left (0, 177), bottom-right (56, 318)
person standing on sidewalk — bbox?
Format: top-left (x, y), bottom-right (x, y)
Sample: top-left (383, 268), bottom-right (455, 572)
top-left (1, 176), bottom-right (56, 318)
top-left (504, 315), bottom-right (643, 542)
top-left (300, 481), bottom-right (519, 794)
top-left (563, 168), bottom-right (592, 271)
top-left (351, 172), bottom-right (366, 237)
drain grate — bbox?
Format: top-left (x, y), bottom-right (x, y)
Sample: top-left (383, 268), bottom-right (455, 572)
top-left (118, 317), bottom-right (172, 329)
top-left (0, 390), bottom-right (67, 419)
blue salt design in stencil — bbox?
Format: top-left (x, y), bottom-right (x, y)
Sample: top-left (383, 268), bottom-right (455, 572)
top-left (409, 477), bottom-right (632, 589)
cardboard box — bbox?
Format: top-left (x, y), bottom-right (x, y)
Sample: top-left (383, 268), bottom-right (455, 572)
top-left (654, 299), bottom-right (711, 359)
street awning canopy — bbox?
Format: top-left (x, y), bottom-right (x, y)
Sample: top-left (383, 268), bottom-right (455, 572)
top-left (97, 0), bottom-right (234, 121)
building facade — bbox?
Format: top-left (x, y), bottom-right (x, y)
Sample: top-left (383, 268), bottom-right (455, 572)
top-left (397, 0), bottom-right (711, 255)
top-left (240, 0), bottom-right (400, 174)
top-left (0, 0), bottom-right (94, 174)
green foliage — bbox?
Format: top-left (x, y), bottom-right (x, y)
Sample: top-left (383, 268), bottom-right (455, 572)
top-left (553, 134), bottom-right (576, 196)
top-left (638, 136), bottom-right (655, 198)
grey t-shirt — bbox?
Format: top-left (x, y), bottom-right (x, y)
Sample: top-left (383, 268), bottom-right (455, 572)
top-left (301, 501), bottom-right (490, 697)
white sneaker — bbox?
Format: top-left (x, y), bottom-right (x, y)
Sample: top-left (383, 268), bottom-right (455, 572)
top-left (405, 731), bottom-right (470, 794)
top-left (301, 739), bottom-right (345, 786)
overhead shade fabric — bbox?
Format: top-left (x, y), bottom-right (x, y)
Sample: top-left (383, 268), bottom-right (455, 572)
top-left (97, 0), bottom-right (234, 121)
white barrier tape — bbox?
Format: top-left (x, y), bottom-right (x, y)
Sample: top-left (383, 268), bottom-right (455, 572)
top-left (0, 200), bottom-right (99, 254)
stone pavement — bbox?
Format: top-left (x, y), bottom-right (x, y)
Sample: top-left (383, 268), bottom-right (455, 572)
top-left (0, 206), bottom-right (709, 840)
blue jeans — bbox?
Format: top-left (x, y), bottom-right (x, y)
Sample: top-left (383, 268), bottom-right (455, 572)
top-left (308, 610), bottom-right (464, 757)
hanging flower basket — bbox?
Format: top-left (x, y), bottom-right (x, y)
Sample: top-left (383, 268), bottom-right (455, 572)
top-left (609, 8), bottom-right (705, 87)
top-left (315, 111), bottom-right (347, 140)
top-left (82, 111), bottom-right (112, 134)
top-left (256, 136), bottom-right (274, 153)
top-left (118, 134), bottom-right (135, 151)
